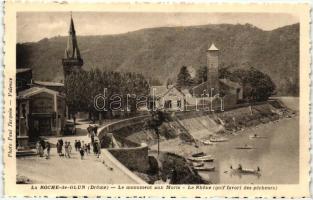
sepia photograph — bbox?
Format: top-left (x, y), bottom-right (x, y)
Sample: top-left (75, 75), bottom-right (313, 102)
top-left (15, 10), bottom-right (301, 186)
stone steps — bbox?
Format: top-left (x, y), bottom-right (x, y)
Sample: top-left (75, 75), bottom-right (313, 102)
top-left (16, 150), bottom-right (37, 157)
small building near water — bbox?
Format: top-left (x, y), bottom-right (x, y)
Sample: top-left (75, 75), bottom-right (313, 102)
top-left (149, 85), bottom-right (185, 111)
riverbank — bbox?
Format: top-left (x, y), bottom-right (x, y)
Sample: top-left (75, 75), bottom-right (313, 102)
top-left (114, 100), bottom-right (295, 147)
top-left (148, 98), bottom-right (299, 184)
top-left (107, 99), bottom-right (298, 184)
top-left (149, 114), bottom-right (297, 156)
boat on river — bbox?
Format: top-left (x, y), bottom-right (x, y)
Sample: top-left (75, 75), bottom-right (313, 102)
top-left (210, 136), bottom-right (228, 142)
top-left (188, 155), bottom-right (214, 162)
top-left (192, 152), bottom-right (206, 157)
top-left (230, 164), bottom-right (261, 175)
top-left (235, 144), bottom-right (254, 149)
top-left (202, 140), bottom-right (214, 145)
top-left (194, 165), bottom-right (215, 171)
top-left (249, 134), bottom-right (267, 139)
top-left (192, 162), bottom-right (205, 167)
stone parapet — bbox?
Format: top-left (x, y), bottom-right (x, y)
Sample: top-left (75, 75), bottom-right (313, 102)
top-left (108, 144), bottom-right (149, 173)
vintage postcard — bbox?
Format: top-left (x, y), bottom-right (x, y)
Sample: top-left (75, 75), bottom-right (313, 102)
top-left (3, 1), bottom-right (311, 198)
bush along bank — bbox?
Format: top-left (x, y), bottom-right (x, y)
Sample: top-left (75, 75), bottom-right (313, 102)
top-left (214, 100), bottom-right (296, 133)
top-left (132, 152), bottom-right (209, 184)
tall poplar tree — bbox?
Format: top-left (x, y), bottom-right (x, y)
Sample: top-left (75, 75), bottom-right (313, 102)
top-left (176, 66), bottom-right (193, 89)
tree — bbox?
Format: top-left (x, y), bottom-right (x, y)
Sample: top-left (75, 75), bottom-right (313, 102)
top-left (176, 66), bottom-right (193, 89)
top-left (219, 67), bottom-right (232, 79)
top-left (232, 67), bottom-right (276, 101)
top-left (65, 69), bottom-right (150, 120)
top-left (149, 78), bottom-right (162, 86)
top-left (195, 66), bottom-right (208, 84)
top-left (148, 110), bottom-right (165, 156)
top-left (65, 71), bottom-right (89, 114)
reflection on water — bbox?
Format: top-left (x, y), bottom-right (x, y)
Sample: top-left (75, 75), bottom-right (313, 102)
top-left (198, 116), bottom-right (299, 184)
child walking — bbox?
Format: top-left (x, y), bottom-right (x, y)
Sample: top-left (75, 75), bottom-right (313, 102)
top-left (79, 147), bottom-right (85, 160)
top-left (65, 142), bottom-right (71, 158)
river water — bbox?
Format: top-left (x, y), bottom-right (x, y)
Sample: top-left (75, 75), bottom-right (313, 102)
top-left (198, 116), bottom-right (299, 184)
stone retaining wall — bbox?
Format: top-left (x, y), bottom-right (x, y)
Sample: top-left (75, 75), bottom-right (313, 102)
top-left (98, 115), bottom-right (151, 136)
top-left (108, 144), bottom-right (149, 173)
top-left (97, 116), bottom-right (151, 174)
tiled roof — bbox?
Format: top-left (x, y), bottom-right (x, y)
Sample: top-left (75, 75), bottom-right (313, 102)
top-left (191, 81), bottom-right (208, 90)
top-left (219, 78), bottom-right (241, 89)
top-left (208, 43), bottom-right (219, 51)
top-left (192, 79), bottom-right (241, 91)
top-left (150, 86), bottom-right (170, 97)
top-left (150, 85), bottom-right (184, 98)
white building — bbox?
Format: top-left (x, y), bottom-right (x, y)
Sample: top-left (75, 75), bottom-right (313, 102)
top-left (149, 85), bottom-right (185, 111)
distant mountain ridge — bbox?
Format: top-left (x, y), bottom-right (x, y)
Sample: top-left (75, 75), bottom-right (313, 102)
top-left (16, 23), bottom-right (299, 96)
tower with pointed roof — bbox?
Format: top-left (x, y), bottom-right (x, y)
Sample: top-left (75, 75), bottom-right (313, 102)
top-left (62, 14), bottom-right (83, 79)
top-left (207, 43), bottom-right (219, 90)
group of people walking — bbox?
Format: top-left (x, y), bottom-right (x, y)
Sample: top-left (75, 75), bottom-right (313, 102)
top-left (37, 124), bottom-right (101, 160)
top-left (56, 139), bottom-right (73, 158)
top-left (36, 138), bottom-right (51, 159)
top-left (87, 125), bottom-right (101, 158)
top-left (74, 140), bottom-right (92, 159)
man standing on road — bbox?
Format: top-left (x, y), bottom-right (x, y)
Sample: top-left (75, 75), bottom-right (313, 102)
top-left (87, 125), bottom-right (93, 137)
top-left (91, 132), bottom-right (95, 144)
top-left (77, 140), bottom-right (81, 150)
top-left (57, 139), bottom-right (64, 157)
top-left (39, 138), bottom-right (46, 157)
top-left (45, 141), bottom-right (51, 159)
top-left (68, 142), bottom-right (72, 154)
top-left (87, 143), bottom-right (91, 154)
top-left (65, 142), bottom-right (71, 158)
top-left (74, 140), bottom-right (78, 151)
top-left (93, 138), bottom-right (101, 158)
top-left (93, 125), bottom-right (98, 135)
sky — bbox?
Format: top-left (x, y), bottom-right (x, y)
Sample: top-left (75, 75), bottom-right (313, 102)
top-left (17, 12), bottom-right (299, 43)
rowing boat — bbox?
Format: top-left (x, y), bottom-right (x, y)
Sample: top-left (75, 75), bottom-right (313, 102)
top-left (249, 134), bottom-right (267, 139)
top-left (192, 152), bottom-right (206, 157)
top-left (192, 162), bottom-right (205, 167)
top-left (210, 136), bottom-right (228, 142)
top-left (235, 145), bottom-right (254, 149)
top-left (238, 168), bottom-right (260, 174)
top-left (188, 155), bottom-right (214, 162)
top-left (230, 165), bottom-right (261, 175)
top-left (194, 166), bottom-right (215, 171)
top-left (202, 140), bottom-right (214, 145)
